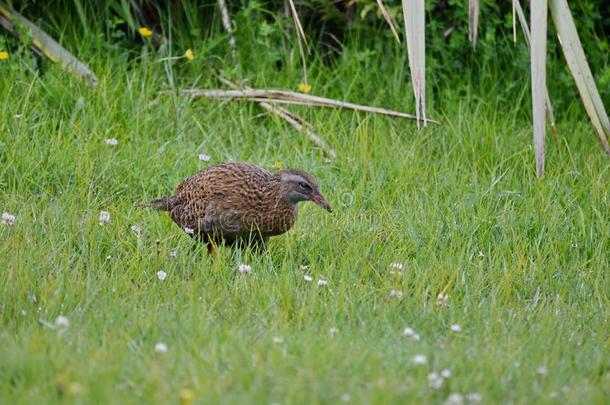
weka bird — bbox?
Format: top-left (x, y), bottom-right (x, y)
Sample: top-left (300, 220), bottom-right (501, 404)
top-left (144, 162), bottom-right (332, 253)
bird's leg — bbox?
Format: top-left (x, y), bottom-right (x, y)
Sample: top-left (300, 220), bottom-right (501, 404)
top-left (252, 236), bottom-right (268, 254)
top-left (207, 243), bottom-right (216, 256)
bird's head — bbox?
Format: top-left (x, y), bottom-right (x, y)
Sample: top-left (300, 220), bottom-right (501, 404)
top-left (277, 169), bottom-right (332, 212)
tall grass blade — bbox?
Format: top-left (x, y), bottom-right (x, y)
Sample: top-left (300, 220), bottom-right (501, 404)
top-left (531, 0), bottom-right (547, 177)
top-left (287, 0), bottom-right (308, 48)
top-left (401, 0), bottom-right (427, 127)
top-left (217, 0), bottom-right (237, 61)
top-left (287, 0), bottom-right (309, 84)
top-left (512, 0), bottom-right (517, 42)
top-left (72, 0), bottom-right (88, 34)
top-left (119, 0), bottom-right (136, 32)
top-left (468, 0), bottom-right (480, 48)
top-left (549, 0), bottom-right (610, 155)
top-left (376, 0), bottom-right (401, 44)
top-left (0, 2), bottom-right (97, 87)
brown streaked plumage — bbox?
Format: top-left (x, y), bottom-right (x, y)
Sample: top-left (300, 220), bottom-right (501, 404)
top-left (143, 162), bottom-right (331, 252)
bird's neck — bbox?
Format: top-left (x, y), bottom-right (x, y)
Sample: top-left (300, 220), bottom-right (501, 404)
top-left (267, 176), bottom-right (298, 213)
top-left (250, 175), bottom-right (297, 235)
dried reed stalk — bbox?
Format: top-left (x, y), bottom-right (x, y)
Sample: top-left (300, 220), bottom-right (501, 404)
top-left (0, 1), bottom-right (97, 87)
top-left (376, 0), bottom-right (401, 44)
top-left (531, 0), bottom-right (548, 177)
top-left (217, 0), bottom-right (237, 61)
top-left (401, 0), bottom-right (427, 127)
top-left (181, 88), bottom-right (439, 124)
top-left (550, 0), bottom-right (610, 155)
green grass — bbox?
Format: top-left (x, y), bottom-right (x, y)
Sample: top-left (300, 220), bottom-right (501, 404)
top-left (1, 22), bottom-right (609, 404)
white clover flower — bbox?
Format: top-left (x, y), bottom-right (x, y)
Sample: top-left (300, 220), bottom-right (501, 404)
top-left (303, 275), bottom-right (313, 282)
top-left (105, 138), bottom-right (118, 146)
top-left (389, 262), bottom-right (405, 276)
top-left (403, 327), bottom-right (415, 337)
top-left (445, 393), bottom-right (464, 405)
top-left (169, 251), bottom-right (177, 258)
top-left (238, 264), bottom-right (252, 274)
top-left (1, 212), bottom-right (16, 226)
top-left (130, 224), bottom-right (143, 235)
top-left (537, 366), bottom-right (548, 376)
top-left (389, 290), bottom-right (403, 298)
top-left (157, 270), bottom-right (167, 281)
top-left (441, 369), bottom-right (452, 378)
top-left (437, 293), bottom-right (448, 306)
top-left (450, 324), bottom-right (462, 333)
top-left (329, 327), bottom-right (339, 336)
top-left (478, 250), bottom-right (484, 257)
top-left (412, 354), bottom-right (427, 366)
top-left (466, 392), bottom-right (482, 403)
top-left (403, 327), bottom-right (420, 340)
top-left (317, 278), bottom-right (328, 286)
top-left (184, 227), bottom-right (195, 234)
top-left (54, 315), bottom-right (69, 329)
top-left (340, 393), bottom-right (351, 402)
top-left (154, 342), bottom-right (168, 353)
top-left (198, 153), bottom-right (211, 162)
top-left (427, 372), bottom-right (444, 390)
top-left (98, 211), bottom-right (111, 224)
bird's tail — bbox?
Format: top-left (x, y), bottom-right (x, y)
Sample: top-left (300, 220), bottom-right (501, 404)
top-left (137, 196), bottom-right (175, 211)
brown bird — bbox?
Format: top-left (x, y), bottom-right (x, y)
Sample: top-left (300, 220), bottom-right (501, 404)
top-left (144, 162), bottom-right (332, 253)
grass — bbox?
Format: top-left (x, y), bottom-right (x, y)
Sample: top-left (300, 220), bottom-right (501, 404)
top-left (1, 15), bottom-right (609, 404)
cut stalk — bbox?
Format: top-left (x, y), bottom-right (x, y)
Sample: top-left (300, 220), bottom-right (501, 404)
top-left (376, 0), bottom-right (401, 44)
top-left (401, 0), bottom-right (427, 127)
top-left (531, 0), bottom-right (548, 177)
top-left (468, 0), bottom-right (480, 48)
top-left (514, 0), bottom-right (558, 148)
top-left (550, 0), bottom-right (610, 155)
top-left (0, 1), bottom-right (97, 87)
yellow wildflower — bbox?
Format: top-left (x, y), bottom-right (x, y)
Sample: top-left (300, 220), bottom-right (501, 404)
top-left (179, 389), bottom-right (194, 405)
top-left (138, 27), bottom-right (153, 38)
top-left (298, 83), bottom-right (312, 94)
top-left (184, 49), bottom-right (194, 61)
top-left (273, 160), bottom-right (284, 170)
top-left (0, 51), bottom-right (9, 61)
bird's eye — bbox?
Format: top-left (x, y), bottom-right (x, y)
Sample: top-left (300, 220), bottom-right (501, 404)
top-left (299, 182), bottom-right (310, 190)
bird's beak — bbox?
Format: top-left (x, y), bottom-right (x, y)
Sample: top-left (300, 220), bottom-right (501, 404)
top-left (311, 192), bottom-right (332, 213)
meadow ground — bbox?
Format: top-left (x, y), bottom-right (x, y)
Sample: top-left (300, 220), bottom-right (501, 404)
top-left (1, 35), bottom-right (609, 404)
